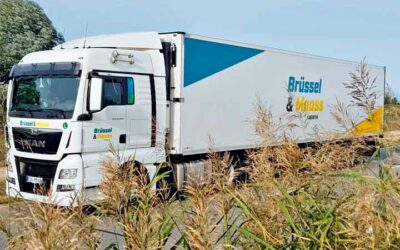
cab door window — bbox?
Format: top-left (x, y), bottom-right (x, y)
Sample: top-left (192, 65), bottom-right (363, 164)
top-left (101, 77), bottom-right (134, 109)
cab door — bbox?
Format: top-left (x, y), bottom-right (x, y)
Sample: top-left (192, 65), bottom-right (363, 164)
top-left (82, 75), bottom-right (129, 153)
top-left (125, 74), bottom-right (153, 149)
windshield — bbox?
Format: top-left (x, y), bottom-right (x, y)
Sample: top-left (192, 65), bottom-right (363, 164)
top-left (10, 75), bottom-right (80, 119)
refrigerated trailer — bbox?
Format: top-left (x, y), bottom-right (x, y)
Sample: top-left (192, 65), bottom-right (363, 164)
top-left (3, 32), bottom-right (385, 205)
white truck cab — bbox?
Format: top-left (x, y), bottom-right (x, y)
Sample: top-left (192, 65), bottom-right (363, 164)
top-left (5, 32), bottom-right (172, 205)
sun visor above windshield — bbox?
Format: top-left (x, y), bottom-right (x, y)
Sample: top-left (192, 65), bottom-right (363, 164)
top-left (10, 62), bottom-right (81, 78)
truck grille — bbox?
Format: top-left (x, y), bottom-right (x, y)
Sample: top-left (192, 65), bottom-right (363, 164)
top-left (12, 127), bottom-right (62, 155)
top-left (16, 157), bottom-right (58, 194)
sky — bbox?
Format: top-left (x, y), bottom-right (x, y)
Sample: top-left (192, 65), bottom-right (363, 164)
top-left (34, 0), bottom-right (400, 97)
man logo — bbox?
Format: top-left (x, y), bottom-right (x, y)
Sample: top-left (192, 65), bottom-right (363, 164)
top-left (30, 129), bottom-right (39, 135)
top-left (20, 139), bottom-right (46, 149)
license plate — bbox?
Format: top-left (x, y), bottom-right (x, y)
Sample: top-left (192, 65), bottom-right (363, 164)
top-left (26, 176), bottom-right (44, 185)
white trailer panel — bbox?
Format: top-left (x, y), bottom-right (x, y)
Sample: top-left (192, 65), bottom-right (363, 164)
top-left (173, 33), bottom-right (384, 155)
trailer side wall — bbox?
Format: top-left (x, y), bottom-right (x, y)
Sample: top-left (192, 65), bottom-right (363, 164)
top-left (176, 34), bottom-right (384, 155)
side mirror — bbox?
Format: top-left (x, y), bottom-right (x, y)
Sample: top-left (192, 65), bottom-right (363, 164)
top-left (89, 78), bottom-right (103, 112)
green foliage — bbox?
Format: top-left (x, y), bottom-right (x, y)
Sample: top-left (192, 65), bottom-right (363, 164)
top-left (13, 82), bottom-right (40, 107)
top-left (384, 104), bottom-right (400, 131)
top-left (385, 83), bottom-right (398, 105)
top-left (0, 0), bottom-right (64, 78)
top-left (0, 85), bottom-right (5, 168)
top-left (0, 85), bottom-right (6, 126)
top-left (385, 95), bottom-right (398, 105)
top-left (0, 130), bottom-right (5, 168)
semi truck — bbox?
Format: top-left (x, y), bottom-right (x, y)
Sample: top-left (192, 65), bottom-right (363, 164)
top-left (3, 32), bottom-right (385, 205)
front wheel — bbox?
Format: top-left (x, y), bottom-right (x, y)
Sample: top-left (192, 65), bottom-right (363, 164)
top-left (155, 164), bottom-right (178, 201)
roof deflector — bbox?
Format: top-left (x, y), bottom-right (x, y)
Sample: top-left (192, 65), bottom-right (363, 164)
top-left (54, 32), bottom-right (162, 50)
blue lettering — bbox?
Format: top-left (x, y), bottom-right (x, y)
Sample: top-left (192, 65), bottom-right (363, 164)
top-left (287, 76), bottom-right (323, 94)
top-left (319, 79), bottom-right (322, 93)
top-left (94, 128), bottom-right (113, 134)
top-left (20, 121), bottom-right (35, 127)
top-left (295, 81), bottom-right (300, 92)
top-left (288, 76), bottom-right (295, 92)
top-left (309, 82), bottom-right (314, 93)
top-left (314, 82), bottom-right (320, 93)
top-left (299, 81), bottom-right (304, 92)
top-left (304, 81), bottom-right (309, 93)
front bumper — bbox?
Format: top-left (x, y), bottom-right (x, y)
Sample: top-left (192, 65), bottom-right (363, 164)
top-left (6, 153), bottom-right (83, 206)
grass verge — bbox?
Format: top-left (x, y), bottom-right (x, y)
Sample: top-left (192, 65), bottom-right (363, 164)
top-left (384, 104), bottom-right (400, 132)
top-left (0, 66), bottom-right (399, 248)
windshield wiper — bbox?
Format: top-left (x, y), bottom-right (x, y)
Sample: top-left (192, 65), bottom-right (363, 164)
top-left (11, 108), bottom-right (33, 118)
top-left (39, 109), bottom-right (67, 119)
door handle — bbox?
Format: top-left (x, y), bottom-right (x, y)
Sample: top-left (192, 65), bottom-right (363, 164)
top-left (119, 134), bottom-right (126, 144)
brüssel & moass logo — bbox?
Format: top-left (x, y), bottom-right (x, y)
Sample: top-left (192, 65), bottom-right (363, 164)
top-left (286, 76), bottom-right (325, 113)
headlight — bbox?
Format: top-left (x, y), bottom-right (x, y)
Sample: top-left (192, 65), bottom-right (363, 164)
top-left (59, 169), bottom-right (78, 179)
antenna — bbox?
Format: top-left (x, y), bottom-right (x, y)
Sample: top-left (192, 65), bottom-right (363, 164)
top-left (83, 22), bottom-right (89, 48)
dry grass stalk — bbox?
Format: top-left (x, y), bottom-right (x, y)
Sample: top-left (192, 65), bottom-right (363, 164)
top-left (344, 59), bottom-right (380, 117)
top-left (183, 175), bottom-right (218, 250)
top-left (0, 61), bottom-right (398, 249)
top-left (232, 68), bottom-right (400, 248)
top-left (252, 98), bottom-right (305, 146)
top-left (175, 142), bottom-right (236, 249)
top-left (0, 129), bottom-right (6, 168)
top-left (4, 187), bottom-right (100, 250)
top-left (72, 193), bottom-right (101, 250)
top-left (330, 98), bottom-right (358, 132)
top-left (99, 145), bottom-right (176, 250)
top-left (206, 149), bottom-right (239, 249)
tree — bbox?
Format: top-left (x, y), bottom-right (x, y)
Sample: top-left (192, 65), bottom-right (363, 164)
top-left (0, 0), bottom-right (64, 79)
